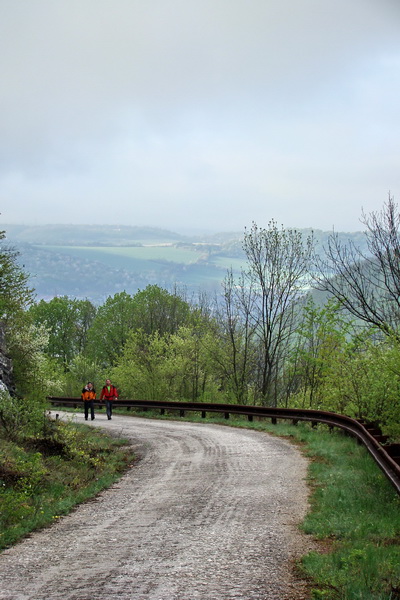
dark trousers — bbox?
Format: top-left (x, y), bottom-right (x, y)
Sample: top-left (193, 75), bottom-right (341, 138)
top-left (84, 400), bottom-right (95, 420)
top-left (105, 400), bottom-right (113, 419)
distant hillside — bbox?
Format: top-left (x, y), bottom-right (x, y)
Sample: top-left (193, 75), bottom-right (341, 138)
top-left (14, 242), bottom-right (149, 303)
top-left (2, 224), bottom-right (187, 246)
top-left (3, 223), bottom-right (369, 255)
top-left (2, 223), bottom-right (369, 304)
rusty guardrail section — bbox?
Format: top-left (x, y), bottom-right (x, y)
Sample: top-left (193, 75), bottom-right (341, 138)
top-left (47, 397), bottom-right (400, 495)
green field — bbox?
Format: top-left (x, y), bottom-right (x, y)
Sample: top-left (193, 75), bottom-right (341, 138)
top-left (42, 245), bottom-right (200, 264)
top-left (212, 256), bottom-right (247, 271)
top-left (40, 245), bottom-right (242, 275)
top-left (35, 245), bottom-right (242, 293)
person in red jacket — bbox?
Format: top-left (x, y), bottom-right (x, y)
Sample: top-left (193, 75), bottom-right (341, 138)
top-left (81, 382), bottom-right (96, 421)
top-left (100, 378), bottom-right (118, 420)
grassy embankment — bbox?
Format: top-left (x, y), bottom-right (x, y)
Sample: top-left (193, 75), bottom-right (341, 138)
top-left (0, 416), bottom-right (135, 550)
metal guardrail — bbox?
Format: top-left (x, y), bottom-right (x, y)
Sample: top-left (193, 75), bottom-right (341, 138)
top-left (47, 397), bottom-right (400, 495)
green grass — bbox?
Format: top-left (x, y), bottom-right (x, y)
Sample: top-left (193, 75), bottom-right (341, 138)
top-left (0, 419), bottom-right (135, 550)
top-left (295, 428), bottom-right (400, 599)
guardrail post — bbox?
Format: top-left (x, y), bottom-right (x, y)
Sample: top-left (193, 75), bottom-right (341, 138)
top-left (180, 409), bottom-right (185, 417)
top-left (248, 415), bottom-right (253, 422)
top-left (201, 411), bottom-right (206, 419)
top-left (271, 417), bottom-right (277, 425)
top-left (160, 408), bottom-right (165, 415)
top-left (224, 412), bottom-right (230, 419)
top-left (385, 444), bottom-right (400, 465)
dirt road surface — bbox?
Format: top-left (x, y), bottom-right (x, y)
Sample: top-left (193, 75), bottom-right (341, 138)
top-left (0, 413), bottom-right (316, 600)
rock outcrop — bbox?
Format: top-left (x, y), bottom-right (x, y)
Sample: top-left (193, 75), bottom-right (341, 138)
top-left (0, 325), bottom-right (14, 395)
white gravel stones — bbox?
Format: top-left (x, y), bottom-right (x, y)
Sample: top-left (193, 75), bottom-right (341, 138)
top-left (0, 414), bottom-right (317, 599)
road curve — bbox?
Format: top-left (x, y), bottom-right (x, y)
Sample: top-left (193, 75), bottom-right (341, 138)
top-left (0, 413), bottom-right (316, 600)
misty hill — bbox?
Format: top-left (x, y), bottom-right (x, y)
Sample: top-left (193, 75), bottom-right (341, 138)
top-left (2, 223), bottom-right (368, 304)
top-left (3, 224), bottom-right (187, 246)
top-left (4, 224), bottom-right (245, 303)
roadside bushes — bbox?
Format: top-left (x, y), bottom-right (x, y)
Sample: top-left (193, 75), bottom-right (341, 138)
top-left (113, 326), bottom-right (220, 403)
top-left (0, 418), bottom-right (134, 550)
top-left (0, 389), bottom-right (49, 442)
top-left (287, 299), bottom-right (400, 440)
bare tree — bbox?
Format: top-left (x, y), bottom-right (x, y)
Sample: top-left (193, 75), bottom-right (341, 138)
top-left (313, 195), bottom-right (400, 340)
top-left (213, 269), bottom-right (258, 404)
top-left (241, 221), bottom-right (314, 405)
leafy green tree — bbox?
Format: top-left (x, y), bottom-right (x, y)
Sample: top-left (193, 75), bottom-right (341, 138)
top-left (84, 291), bottom-right (137, 367)
top-left (0, 228), bottom-right (63, 437)
top-left (168, 326), bottom-right (219, 402)
top-left (113, 325), bottom-right (220, 402)
top-left (0, 230), bottom-right (33, 325)
top-left (130, 284), bottom-right (193, 335)
top-left (284, 298), bottom-right (400, 440)
top-left (62, 355), bottom-right (106, 397)
top-left (320, 334), bottom-right (400, 438)
top-left (7, 321), bottom-right (64, 398)
top-left (85, 286), bottom-right (194, 369)
top-left (375, 342), bottom-right (400, 439)
top-left (288, 298), bottom-right (353, 408)
top-left (74, 299), bottom-right (97, 353)
top-left (113, 330), bottom-right (174, 401)
top-left (0, 228), bottom-right (39, 396)
top-left (28, 296), bottom-right (96, 370)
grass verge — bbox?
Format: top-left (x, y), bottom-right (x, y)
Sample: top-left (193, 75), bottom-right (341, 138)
top-left (0, 417), bottom-right (135, 551)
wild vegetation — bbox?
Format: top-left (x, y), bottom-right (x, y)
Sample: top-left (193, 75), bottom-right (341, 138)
top-left (274, 422), bottom-right (400, 600)
top-left (0, 416), bottom-right (134, 550)
top-left (1, 197), bottom-right (400, 597)
top-left (0, 226), bottom-right (134, 551)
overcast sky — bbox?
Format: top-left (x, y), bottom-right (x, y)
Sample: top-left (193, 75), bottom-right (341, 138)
top-left (1, 0), bottom-right (399, 234)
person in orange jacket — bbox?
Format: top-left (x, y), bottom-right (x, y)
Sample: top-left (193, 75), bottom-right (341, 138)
top-left (100, 378), bottom-right (118, 420)
top-left (81, 381), bottom-right (96, 421)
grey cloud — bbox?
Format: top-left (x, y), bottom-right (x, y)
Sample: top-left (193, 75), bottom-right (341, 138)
top-left (0, 0), bottom-right (399, 231)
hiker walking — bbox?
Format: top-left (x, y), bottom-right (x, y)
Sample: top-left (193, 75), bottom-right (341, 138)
top-left (81, 382), bottom-right (96, 421)
top-left (100, 378), bottom-right (118, 420)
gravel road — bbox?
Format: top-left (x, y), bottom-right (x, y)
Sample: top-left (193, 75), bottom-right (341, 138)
top-left (0, 413), bottom-right (316, 600)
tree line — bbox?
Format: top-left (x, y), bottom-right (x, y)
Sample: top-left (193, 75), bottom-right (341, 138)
top-left (1, 197), bottom-right (400, 441)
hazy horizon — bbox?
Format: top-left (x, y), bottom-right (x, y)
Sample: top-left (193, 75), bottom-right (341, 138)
top-left (1, 1), bottom-right (399, 233)
top-left (1, 221), bottom-right (365, 237)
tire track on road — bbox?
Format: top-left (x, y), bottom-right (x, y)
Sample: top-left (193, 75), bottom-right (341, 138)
top-left (0, 414), bottom-right (316, 600)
